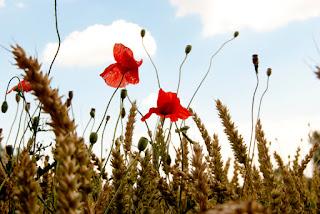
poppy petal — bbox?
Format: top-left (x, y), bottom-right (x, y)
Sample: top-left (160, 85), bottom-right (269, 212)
top-left (124, 68), bottom-right (139, 85)
top-left (141, 107), bottom-right (159, 121)
top-left (157, 89), bottom-right (177, 108)
top-left (176, 106), bottom-right (191, 120)
top-left (113, 43), bottom-right (138, 68)
top-left (100, 63), bottom-right (128, 88)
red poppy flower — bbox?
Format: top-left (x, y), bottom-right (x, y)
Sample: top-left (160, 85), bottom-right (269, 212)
top-left (141, 88), bottom-right (191, 122)
top-left (6, 80), bottom-right (32, 94)
top-left (100, 43), bottom-right (143, 88)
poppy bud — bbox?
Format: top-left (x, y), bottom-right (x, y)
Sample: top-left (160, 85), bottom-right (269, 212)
top-left (15, 93), bottom-right (21, 103)
top-left (106, 115), bottom-right (111, 121)
top-left (68, 91), bottom-right (74, 99)
top-left (25, 102), bottom-right (30, 112)
top-left (252, 54), bottom-right (259, 73)
top-left (138, 137), bottom-right (148, 152)
top-left (121, 107), bottom-right (126, 119)
top-left (140, 29), bottom-right (146, 38)
top-left (185, 45), bottom-right (192, 54)
top-left (120, 89), bottom-right (127, 100)
top-left (32, 116), bottom-right (39, 131)
top-left (90, 108), bottom-right (96, 118)
top-left (267, 68), bottom-right (272, 77)
top-left (234, 31), bottom-right (239, 38)
top-left (6, 145), bottom-right (13, 157)
top-left (1, 101), bottom-right (8, 113)
top-left (166, 155), bottom-right (171, 165)
top-left (89, 132), bottom-right (98, 145)
top-left (66, 98), bottom-right (71, 107)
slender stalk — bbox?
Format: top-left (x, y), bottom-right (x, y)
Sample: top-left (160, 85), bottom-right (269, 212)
top-left (101, 106), bottom-right (122, 176)
top-left (142, 37), bottom-right (161, 89)
top-left (248, 72), bottom-right (259, 157)
top-left (187, 37), bottom-right (235, 108)
top-left (176, 54), bottom-right (188, 95)
top-left (13, 102), bottom-right (25, 151)
top-left (96, 74), bottom-right (124, 132)
top-left (100, 115), bottom-right (110, 160)
top-left (175, 122), bottom-right (184, 214)
top-left (82, 117), bottom-right (92, 137)
top-left (5, 101), bottom-right (19, 146)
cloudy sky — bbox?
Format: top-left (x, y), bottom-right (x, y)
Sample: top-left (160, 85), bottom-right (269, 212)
top-left (1, 0), bottom-right (320, 174)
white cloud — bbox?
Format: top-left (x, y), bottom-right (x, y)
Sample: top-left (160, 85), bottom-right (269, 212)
top-left (42, 20), bottom-right (157, 67)
top-left (0, 0), bottom-right (5, 8)
top-left (170, 0), bottom-right (320, 37)
top-left (16, 2), bottom-right (25, 8)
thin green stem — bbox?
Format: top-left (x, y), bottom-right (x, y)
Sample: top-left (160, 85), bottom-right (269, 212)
top-left (248, 72), bottom-right (259, 157)
top-left (13, 102), bottom-right (24, 151)
top-left (96, 74), bottom-right (124, 133)
top-left (100, 116), bottom-right (110, 160)
top-left (187, 37), bottom-right (235, 108)
top-left (142, 37), bottom-right (161, 89)
top-left (82, 117), bottom-right (92, 138)
top-left (6, 101), bottom-right (19, 146)
top-left (176, 54), bottom-right (188, 95)
top-left (175, 122), bottom-right (184, 214)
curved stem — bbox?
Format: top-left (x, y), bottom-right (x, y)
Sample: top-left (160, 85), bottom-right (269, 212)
top-left (82, 117), bottom-right (92, 138)
top-left (6, 102), bottom-right (19, 146)
top-left (257, 76), bottom-right (270, 120)
top-left (142, 37), bottom-right (161, 89)
top-left (13, 102), bottom-right (25, 151)
top-left (96, 74), bottom-right (124, 132)
top-left (101, 116), bottom-right (110, 160)
top-left (187, 37), bottom-right (235, 108)
top-left (248, 72), bottom-right (259, 157)
top-left (176, 54), bottom-right (188, 95)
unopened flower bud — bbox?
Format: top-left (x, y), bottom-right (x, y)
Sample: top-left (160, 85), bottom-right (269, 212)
top-left (6, 145), bottom-right (13, 157)
top-left (185, 45), bottom-right (192, 54)
top-left (89, 132), bottom-right (98, 145)
top-left (166, 155), bottom-right (171, 165)
top-left (66, 98), bottom-right (71, 107)
top-left (121, 107), bottom-right (126, 119)
top-left (267, 68), bottom-right (272, 77)
top-left (120, 89), bottom-right (127, 100)
top-left (140, 29), bottom-right (146, 38)
top-left (15, 93), bottom-right (21, 103)
top-left (252, 54), bottom-right (259, 73)
top-left (1, 101), bottom-right (8, 113)
top-left (106, 115), bottom-right (111, 121)
top-left (90, 108), bottom-right (96, 118)
top-left (32, 116), bottom-right (39, 131)
top-left (25, 102), bottom-right (30, 112)
top-left (138, 137), bottom-right (148, 152)
top-left (68, 91), bottom-right (74, 99)
top-left (234, 31), bottom-right (239, 38)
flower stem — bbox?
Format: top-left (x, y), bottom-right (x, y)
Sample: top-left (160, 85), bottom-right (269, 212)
top-left (187, 37), bottom-right (235, 108)
top-left (142, 37), bottom-right (161, 89)
top-left (96, 74), bottom-right (124, 133)
top-left (176, 54), bottom-right (188, 95)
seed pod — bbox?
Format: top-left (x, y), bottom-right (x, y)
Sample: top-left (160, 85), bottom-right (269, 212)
top-left (185, 45), bottom-right (192, 54)
top-left (90, 108), bottom-right (96, 118)
top-left (32, 116), bottom-right (39, 131)
top-left (267, 68), bottom-right (272, 77)
top-left (68, 91), bottom-right (74, 99)
top-left (120, 89), bottom-right (127, 100)
top-left (25, 102), bottom-right (31, 112)
top-left (1, 101), bottom-right (8, 113)
top-left (140, 29), bottom-right (146, 38)
top-left (90, 132), bottom-right (98, 145)
top-left (252, 54), bottom-right (259, 73)
top-left (121, 107), bottom-right (126, 119)
top-left (106, 115), bottom-right (111, 121)
top-left (15, 93), bottom-right (21, 103)
top-left (5, 145), bottom-right (13, 157)
top-left (138, 137), bottom-right (148, 152)
top-left (234, 31), bottom-right (239, 38)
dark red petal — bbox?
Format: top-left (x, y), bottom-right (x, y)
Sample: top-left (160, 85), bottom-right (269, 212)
top-left (100, 63), bottom-right (128, 88)
top-left (157, 89), bottom-right (178, 108)
top-left (167, 114), bottom-right (179, 122)
top-left (7, 80), bottom-right (32, 94)
top-left (113, 43), bottom-right (138, 68)
top-left (176, 106), bottom-right (191, 120)
top-left (141, 107), bottom-right (159, 121)
top-left (124, 68), bottom-right (139, 85)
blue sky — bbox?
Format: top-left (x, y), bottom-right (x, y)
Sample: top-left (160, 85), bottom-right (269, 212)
top-left (1, 0), bottom-right (320, 173)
